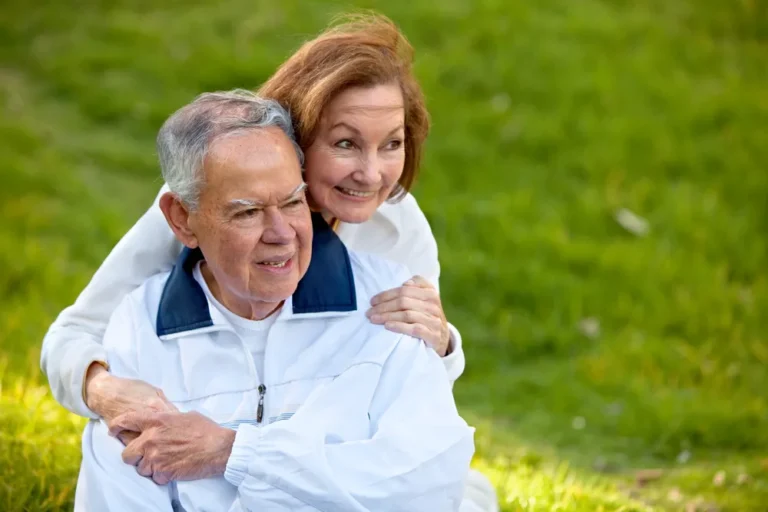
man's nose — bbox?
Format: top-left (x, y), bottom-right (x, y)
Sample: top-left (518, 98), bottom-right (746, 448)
top-left (261, 208), bottom-right (295, 244)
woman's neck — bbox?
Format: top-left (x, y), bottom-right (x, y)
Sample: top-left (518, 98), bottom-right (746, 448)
top-left (320, 211), bottom-right (340, 231)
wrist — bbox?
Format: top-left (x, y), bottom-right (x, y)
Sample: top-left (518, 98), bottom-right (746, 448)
top-left (441, 327), bottom-right (453, 357)
top-left (84, 362), bottom-right (111, 414)
top-left (443, 334), bottom-right (454, 357)
top-left (212, 427), bottom-right (236, 476)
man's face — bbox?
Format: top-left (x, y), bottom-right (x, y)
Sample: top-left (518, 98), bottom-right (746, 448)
top-left (188, 127), bottom-right (312, 313)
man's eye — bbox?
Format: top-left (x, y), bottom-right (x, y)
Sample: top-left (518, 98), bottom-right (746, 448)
top-left (284, 199), bottom-right (304, 209)
top-left (335, 139), bottom-right (354, 150)
top-left (236, 209), bottom-right (259, 218)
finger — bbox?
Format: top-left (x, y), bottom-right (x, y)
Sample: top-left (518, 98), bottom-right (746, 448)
top-left (370, 286), bottom-right (402, 306)
top-left (153, 472), bottom-right (171, 486)
top-left (369, 310), bottom-right (439, 329)
top-left (137, 456), bottom-right (153, 478)
top-left (407, 275), bottom-right (436, 289)
top-left (382, 321), bottom-right (439, 347)
top-left (109, 411), bottom-right (152, 437)
top-left (369, 300), bottom-right (444, 322)
top-left (117, 430), bottom-right (140, 446)
top-left (370, 284), bottom-right (438, 307)
top-left (368, 296), bottom-right (444, 319)
top-left (122, 436), bottom-right (148, 466)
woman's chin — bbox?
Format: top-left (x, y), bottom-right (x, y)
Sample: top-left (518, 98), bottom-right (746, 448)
top-left (329, 203), bottom-right (379, 224)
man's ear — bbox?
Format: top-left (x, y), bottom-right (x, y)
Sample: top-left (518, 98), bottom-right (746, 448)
top-left (159, 192), bottom-right (199, 249)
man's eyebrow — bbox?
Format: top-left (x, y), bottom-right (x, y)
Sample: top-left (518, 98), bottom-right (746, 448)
top-left (279, 182), bottom-right (308, 204)
top-left (226, 183), bottom-right (307, 211)
top-left (226, 198), bottom-right (263, 211)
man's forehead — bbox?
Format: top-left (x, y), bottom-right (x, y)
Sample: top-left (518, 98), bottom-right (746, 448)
top-left (201, 126), bottom-right (303, 203)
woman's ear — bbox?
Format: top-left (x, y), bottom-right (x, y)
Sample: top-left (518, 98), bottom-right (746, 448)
top-left (159, 192), bottom-right (199, 248)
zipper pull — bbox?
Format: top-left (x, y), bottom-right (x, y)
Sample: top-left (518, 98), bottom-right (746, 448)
top-left (257, 384), bottom-right (267, 424)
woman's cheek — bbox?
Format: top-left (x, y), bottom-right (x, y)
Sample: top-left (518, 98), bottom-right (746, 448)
top-left (383, 156), bottom-right (406, 186)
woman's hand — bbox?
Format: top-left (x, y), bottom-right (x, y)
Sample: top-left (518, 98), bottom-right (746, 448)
top-left (85, 363), bottom-right (176, 442)
top-left (366, 276), bottom-right (451, 356)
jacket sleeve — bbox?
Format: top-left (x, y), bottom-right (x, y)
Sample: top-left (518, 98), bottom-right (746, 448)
top-left (41, 184), bottom-right (181, 418)
top-left (398, 203), bottom-right (466, 384)
top-left (224, 335), bottom-right (475, 512)
top-left (74, 296), bottom-right (173, 512)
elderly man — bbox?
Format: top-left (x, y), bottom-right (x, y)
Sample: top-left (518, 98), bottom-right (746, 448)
top-left (73, 90), bottom-right (474, 512)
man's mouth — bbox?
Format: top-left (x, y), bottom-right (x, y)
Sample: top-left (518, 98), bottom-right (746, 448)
top-left (335, 186), bottom-right (376, 198)
top-left (257, 255), bottom-right (293, 271)
top-left (260, 260), bottom-right (288, 268)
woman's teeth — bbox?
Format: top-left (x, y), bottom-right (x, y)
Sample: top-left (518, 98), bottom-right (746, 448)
top-left (337, 187), bottom-right (375, 198)
top-left (261, 261), bottom-right (287, 268)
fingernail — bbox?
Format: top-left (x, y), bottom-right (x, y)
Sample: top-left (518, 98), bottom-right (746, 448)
top-left (370, 314), bottom-right (382, 323)
top-left (405, 279), bottom-right (414, 286)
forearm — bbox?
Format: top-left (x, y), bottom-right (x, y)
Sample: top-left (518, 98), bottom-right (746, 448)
top-left (41, 326), bottom-right (109, 418)
top-left (41, 184), bottom-right (181, 418)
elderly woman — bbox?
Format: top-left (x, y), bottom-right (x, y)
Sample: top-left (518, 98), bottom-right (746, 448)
top-left (42, 14), bottom-right (498, 512)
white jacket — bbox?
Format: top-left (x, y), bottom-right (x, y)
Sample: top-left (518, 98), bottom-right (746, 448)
top-left (74, 218), bottom-right (474, 512)
top-left (42, 185), bottom-right (466, 419)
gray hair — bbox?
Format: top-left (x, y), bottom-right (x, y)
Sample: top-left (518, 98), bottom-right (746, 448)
top-left (157, 89), bottom-right (304, 210)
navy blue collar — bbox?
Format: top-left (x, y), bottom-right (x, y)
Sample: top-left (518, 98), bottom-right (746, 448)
top-left (156, 213), bottom-right (356, 336)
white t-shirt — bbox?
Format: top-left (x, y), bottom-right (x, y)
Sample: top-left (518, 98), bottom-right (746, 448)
top-left (193, 263), bottom-right (277, 380)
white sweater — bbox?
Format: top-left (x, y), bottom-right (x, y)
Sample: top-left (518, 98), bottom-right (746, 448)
top-left (41, 185), bottom-right (466, 419)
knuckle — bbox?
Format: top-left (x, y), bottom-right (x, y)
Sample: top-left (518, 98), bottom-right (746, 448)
top-left (148, 397), bottom-right (165, 410)
top-left (142, 436), bottom-right (155, 450)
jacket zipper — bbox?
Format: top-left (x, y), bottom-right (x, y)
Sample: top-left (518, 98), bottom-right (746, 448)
top-left (256, 384), bottom-right (267, 424)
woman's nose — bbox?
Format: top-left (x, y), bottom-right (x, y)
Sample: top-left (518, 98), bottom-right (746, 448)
top-left (352, 152), bottom-right (382, 185)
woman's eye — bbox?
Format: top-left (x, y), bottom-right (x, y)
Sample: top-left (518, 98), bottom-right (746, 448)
top-left (386, 139), bottom-right (403, 150)
top-left (335, 139), bottom-right (354, 150)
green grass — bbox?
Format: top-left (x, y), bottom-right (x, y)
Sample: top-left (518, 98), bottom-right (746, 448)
top-left (1, 0), bottom-right (767, 510)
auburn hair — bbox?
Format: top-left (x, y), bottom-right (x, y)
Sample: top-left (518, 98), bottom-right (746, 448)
top-left (258, 14), bottom-right (430, 200)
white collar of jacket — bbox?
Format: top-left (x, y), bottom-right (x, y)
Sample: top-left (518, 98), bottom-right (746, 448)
top-left (156, 212), bottom-right (357, 338)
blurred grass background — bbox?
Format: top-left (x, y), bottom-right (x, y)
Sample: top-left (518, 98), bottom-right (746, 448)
top-left (1, 0), bottom-right (767, 510)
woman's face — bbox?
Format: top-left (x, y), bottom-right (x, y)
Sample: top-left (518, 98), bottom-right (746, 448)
top-left (303, 83), bottom-right (406, 224)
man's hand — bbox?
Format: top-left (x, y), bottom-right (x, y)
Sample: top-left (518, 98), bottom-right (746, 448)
top-left (108, 410), bottom-right (236, 485)
top-left (367, 276), bottom-right (451, 356)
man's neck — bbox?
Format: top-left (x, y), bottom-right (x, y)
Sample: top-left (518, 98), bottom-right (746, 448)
top-left (200, 263), bottom-right (283, 321)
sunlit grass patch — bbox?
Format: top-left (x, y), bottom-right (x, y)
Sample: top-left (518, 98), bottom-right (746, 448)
top-left (475, 455), bottom-right (650, 512)
top-left (0, 363), bottom-right (85, 511)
